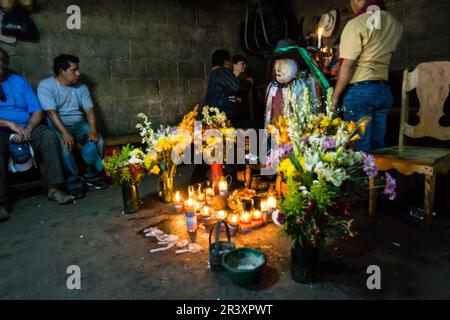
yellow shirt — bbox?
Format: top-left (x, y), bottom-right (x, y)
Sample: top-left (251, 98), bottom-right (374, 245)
top-left (340, 10), bottom-right (403, 84)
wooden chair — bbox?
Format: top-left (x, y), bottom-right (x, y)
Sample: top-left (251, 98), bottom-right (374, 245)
top-left (368, 61), bottom-right (450, 230)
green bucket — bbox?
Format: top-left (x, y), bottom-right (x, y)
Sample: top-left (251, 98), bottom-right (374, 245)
top-left (221, 248), bottom-right (267, 286)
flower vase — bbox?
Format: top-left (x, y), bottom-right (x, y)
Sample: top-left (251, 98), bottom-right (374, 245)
top-left (121, 183), bottom-right (140, 214)
top-left (159, 174), bottom-right (174, 203)
top-left (291, 242), bottom-right (318, 284)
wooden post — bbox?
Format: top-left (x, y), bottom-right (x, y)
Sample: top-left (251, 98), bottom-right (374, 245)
top-left (424, 173), bottom-right (436, 230)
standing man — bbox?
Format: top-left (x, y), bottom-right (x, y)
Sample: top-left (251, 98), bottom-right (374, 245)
top-left (38, 54), bottom-right (107, 199)
top-left (331, 0), bottom-right (403, 151)
top-left (204, 49), bottom-right (252, 119)
top-left (0, 48), bottom-right (73, 222)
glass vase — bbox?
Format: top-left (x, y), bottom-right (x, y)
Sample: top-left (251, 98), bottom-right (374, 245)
top-left (121, 183), bottom-right (140, 214)
top-left (291, 242), bottom-right (318, 284)
top-left (160, 174), bottom-right (174, 203)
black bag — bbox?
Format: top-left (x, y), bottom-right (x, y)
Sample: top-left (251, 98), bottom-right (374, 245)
top-left (1, 8), bottom-right (39, 41)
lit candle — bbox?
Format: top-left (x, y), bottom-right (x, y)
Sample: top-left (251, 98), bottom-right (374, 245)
top-left (185, 198), bottom-right (197, 233)
top-left (318, 27), bottom-right (323, 49)
top-left (173, 191), bottom-right (184, 213)
top-left (227, 213), bottom-right (240, 236)
top-left (267, 195), bottom-right (277, 211)
top-left (252, 209), bottom-right (263, 229)
top-left (260, 199), bottom-right (270, 224)
top-left (205, 186), bottom-right (215, 205)
top-left (215, 210), bottom-right (227, 221)
top-left (218, 177), bottom-right (228, 196)
top-left (188, 185), bottom-right (195, 198)
top-left (240, 210), bottom-right (253, 233)
top-left (201, 205), bottom-right (212, 225)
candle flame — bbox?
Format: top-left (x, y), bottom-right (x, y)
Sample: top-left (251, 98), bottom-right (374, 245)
top-left (253, 210), bottom-right (262, 220)
top-left (318, 27), bottom-right (323, 37)
top-left (174, 191), bottom-right (181, 203)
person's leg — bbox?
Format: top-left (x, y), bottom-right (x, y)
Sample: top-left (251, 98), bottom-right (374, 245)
top-left (0, 130), bottom-right (11, 221)
top-left (343, 85), bottom-right (373, 152)
top-left (30, 125), bottom-right (73, 204)
top-left (72, 121), bottom-right (107, 190)
top-left (370, 84), bottom-right (394, 150)
top-left (51, 125), bottom-right (85, 198)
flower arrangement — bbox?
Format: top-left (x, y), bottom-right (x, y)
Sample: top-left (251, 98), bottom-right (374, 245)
top-left (136, 106), bottom-right (198, 202)
top-left (103, 144), bottom-right (146, 186)
top-left (270, 87), bottom-right (396, 249)
top-left (196, 106), bottom-right (236, 161)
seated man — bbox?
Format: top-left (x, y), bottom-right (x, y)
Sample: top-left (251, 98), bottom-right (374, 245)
top-left (38, 54), bottom-right (107, 199)
top-left (0, 48), bottom-right (73, 222)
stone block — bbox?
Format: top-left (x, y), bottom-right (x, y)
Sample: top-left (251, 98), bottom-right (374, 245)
top-left (188, 79), bottom-right (207, 96)
top-left (130, 40), bottom-right (161, 60)
top-left (126, 79), bottom-right (159, 97)
top-left (161, 41), bottom-right (192, 60)
top-left (178, 61), bottom-right (205, 79)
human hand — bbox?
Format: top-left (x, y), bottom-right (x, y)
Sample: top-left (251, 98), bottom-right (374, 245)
top-left (87, 130), bottom-right (99, 143)
top-left (62, 131), bottom-right (75, 151)
top-left (9, 122), bottom-right (31, 142)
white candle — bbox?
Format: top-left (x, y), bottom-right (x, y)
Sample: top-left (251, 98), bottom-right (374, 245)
top-left (318, 27), bottom-right (323, 49)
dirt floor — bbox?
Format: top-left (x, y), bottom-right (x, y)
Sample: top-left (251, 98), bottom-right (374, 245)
top-left (1, 165), bottom-right (450, 300)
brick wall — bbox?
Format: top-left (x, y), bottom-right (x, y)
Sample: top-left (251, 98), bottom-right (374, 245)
top-left (1, 0), bottom-right (257, 136)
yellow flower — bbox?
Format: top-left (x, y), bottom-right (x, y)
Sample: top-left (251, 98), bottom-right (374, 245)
top-left (320, 116), bottom-right (331, 129)
top-left (322, 154), bottom-right (334, 163)
top-left (279, 158), bottom-right (296, 177)
top-left (348, 121), bottom-right (357, 133)
top-left (332, 118), bottom-right (342, 127)
top-left (150, 165), bottom-right (160, 175)
top-left (144, 154), bottom-right (152, 170)
top-left (350, 133), bottom-right (361, 142)
top-left (358, 117), bottom-right (371, 136)
top-left (297, 156), bottom-right (306, 172)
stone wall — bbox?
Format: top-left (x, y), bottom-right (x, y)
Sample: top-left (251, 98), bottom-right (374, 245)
top-left (293, 0), bottom-right (450, 71)
top-left (1, 0), bottom-right (257, 136)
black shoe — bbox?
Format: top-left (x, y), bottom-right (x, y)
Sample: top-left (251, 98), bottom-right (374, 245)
top-left (69, 187), bottom-right (85, 199)
top-left (86, 178), bottom-right (108, 191)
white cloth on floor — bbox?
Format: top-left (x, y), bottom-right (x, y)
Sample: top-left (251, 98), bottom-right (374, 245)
top-left (175, 243), bottom-right (204, 255)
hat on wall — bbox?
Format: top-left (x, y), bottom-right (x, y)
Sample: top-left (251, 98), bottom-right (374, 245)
top-left (318, 9), bottom-right (338, 38)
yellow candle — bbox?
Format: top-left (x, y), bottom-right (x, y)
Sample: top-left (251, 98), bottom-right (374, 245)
top-left (267, 196), bottom-right (277, 210)
top-left (215, 210), bottom-right (227, 221)
top-left (174, 191), bottom-right (182, 203)
top-left (253, 210), bottom-right (262, 220)
top-left (228, 213), bottom-right (240, 226)
top-left (205, 187), bottom-right (215, 197)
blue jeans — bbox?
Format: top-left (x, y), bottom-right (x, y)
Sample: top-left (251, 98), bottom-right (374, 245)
top-left (343, 82), bottom-right (394, 152)
top-left (51, 121), bottom-right (104, 190)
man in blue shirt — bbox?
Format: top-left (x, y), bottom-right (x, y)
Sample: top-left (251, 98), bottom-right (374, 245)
top-left (38, 54), bottom-right (107, 199)
top-left (0, 48), bottom-right (73, 222)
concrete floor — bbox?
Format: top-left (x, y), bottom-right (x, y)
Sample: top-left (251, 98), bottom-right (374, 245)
top-left (1, 165), bottom-right (450, 300)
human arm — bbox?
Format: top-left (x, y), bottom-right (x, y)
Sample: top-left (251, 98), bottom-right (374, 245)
top-left (46, 110), bottom-right (74, 150)
top-left (83, 108), bottom-right (99, 143)
top-left (331, 59), bottom-right (356, 110)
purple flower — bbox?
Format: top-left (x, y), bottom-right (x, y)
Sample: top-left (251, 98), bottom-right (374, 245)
top-left (323, 137), bottom-right (337, 150)
top-left (362, 152), bottom-right (378, 178)
top-left (277, 212), bottom-right (286, 225)
top-left (279, 144), bottom-right (293, 158)
top-left (383, 172), bottom-right (397, 200)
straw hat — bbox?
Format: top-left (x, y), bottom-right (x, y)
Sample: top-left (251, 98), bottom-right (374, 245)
top-left (318, 9), bottom-right (338, 38)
